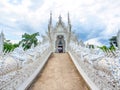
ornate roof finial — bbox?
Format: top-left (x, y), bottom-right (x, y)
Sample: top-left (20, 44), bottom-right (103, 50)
top-left (1, 28), bottom-right (4, 35)
top-left (49, 11), bottom-right (52, 25)
top-left (68, 12), bottom-right (71, 24)
top-left (67, 12), bottom-right (71, 32)
top-left (58, 14), bottom-right (62, 22)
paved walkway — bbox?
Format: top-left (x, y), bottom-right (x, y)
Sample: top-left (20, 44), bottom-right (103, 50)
top-left (29, 53), bottom-right (90, 90)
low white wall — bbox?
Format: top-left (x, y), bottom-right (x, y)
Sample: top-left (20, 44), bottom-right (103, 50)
top-left (17, 51), bottom-right (52, 90)
top-left (68, 51), bottom-right (99, 90)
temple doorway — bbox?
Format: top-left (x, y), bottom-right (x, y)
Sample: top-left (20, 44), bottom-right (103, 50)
top-left (55, 35), bottom-right (65, 53)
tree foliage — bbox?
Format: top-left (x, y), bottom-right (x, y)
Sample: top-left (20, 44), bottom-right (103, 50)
top-left (4, 40), bottom-right (19, 53)
top-left (19, 32), bottom-right (39, 50)
top-left (98, 46), bottom-right (109, 52)
top-left (3, 32), bottom-right (39, 53)
top-left (109, 45), bottom-right (116, 51)
top-left (88, 44), bottom-right (94, 49)
top-left (109, 36), bottom-right (117, 47)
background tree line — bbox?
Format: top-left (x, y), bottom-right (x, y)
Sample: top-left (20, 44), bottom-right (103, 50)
top-left (4, 32), bottom-right (39, 53)
top-left (3, 32), bottom-right (118, 53)
top-left (87, 36), bottom-right (117, 53)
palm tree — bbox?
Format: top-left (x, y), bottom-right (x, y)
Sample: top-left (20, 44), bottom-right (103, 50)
top-left (19, 32), bottom-right (39, 50)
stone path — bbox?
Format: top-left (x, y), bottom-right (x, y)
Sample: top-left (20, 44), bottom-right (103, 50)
top-left (28, 53), bottom-right (90, 90)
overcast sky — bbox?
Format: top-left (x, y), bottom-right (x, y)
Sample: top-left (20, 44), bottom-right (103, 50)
top-left (0, 0), bottom-right (120, 46)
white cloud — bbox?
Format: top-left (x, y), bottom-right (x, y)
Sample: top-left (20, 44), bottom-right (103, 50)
top-left (85, 38), bottom-right (103, 46)
top-left (0, 0), bottom-right (120, 45)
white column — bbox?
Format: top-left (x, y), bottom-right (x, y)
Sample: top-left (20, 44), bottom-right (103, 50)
top-left (117, 30), bottom-right (120, 49)
top-left (0, 31), bottom-right (4, 54)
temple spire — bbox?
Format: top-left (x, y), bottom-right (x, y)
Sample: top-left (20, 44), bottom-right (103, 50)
top-left (68, 12), bottom-right (71, 24)
top-left (67, 12), bottom-right (71, 32)
top-left (48, 11), bottom-right (52, 41)
top-left (49, 11), bottom-right (52, 25)
top-left (48, 11), bottom-right (52, 32)
top-left (58, 14), bottom-right (62, 22)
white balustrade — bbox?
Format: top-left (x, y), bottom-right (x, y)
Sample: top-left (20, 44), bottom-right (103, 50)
top-left (1, 41), bottom-right (120, 90)
top-left (68, 42), bottom-right (120, 90)
top-left (0, 42), bottom-right (51, 90)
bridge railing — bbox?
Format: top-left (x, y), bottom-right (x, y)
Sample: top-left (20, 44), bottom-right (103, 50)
top-left (68, 46), bottom-right (99, 90)
top-left (68, 44), bottom-right (120, 90)
top-left (0, 43), bottom-right (52, 90)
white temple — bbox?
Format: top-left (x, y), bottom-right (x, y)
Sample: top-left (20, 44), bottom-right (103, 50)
top-left (0, 13), bottom-right (120, 90)
top-left (44, 12), bottom-right (78, 53)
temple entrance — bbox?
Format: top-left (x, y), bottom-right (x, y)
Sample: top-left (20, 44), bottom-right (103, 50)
top-left (56, 35), bottom-right (65, 53)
